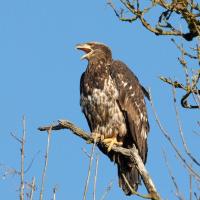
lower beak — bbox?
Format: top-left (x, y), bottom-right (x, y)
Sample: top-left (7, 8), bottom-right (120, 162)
top-left (76, 43), bottom-right (92, 60)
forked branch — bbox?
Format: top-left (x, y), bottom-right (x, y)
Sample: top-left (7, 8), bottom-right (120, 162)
top-left (38, 120), bottom-right (161, 200)
top-left (108, 0), bottom-right (200, 41)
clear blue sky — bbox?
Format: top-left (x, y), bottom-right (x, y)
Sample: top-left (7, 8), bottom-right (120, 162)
top-left (0, 0), bottom-right (199, 199)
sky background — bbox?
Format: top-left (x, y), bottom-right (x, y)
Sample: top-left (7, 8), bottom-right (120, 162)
top-left (0, 0), bottom-right (199, 200)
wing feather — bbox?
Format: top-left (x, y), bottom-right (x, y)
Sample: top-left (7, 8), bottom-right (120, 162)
top-left (80, 72), bottom-right (93, 132)
top-left (110, 60), bottom-right (149, 163)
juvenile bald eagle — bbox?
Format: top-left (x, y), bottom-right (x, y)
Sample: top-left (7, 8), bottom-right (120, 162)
top-left (76, 42), bottom-right (149, 195)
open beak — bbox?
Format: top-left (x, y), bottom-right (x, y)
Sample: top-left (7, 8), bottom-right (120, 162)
top-left (76, 43), bottom-right (92, 60)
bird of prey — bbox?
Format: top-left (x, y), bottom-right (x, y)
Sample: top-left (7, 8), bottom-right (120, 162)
top-left (76, 42), bottom-right (149, 195)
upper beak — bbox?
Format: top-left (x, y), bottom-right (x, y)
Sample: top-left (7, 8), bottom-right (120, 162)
top-left (76, 43), bottom-right (92, 60)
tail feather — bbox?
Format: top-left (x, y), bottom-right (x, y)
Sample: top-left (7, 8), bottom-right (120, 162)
top-left (97, 144), bottom-right (142, 196)
top-left (117, 155), bottom-right (141, 195)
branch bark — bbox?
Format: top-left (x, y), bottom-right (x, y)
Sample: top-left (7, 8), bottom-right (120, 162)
top-left (108, 0), bottom-right (200, 41)
top-left (38, 119), bottom-right (161, 200)
top-left (39, 128), bottom-right (52, 200)
top-left (159, 75), bottom-right (200, 109)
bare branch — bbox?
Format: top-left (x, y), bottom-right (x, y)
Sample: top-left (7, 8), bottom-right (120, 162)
top-left (39, 120), bottom-right (92, 142)
top-left (181, 89), bottom-right (200, 109)
top-left (10, 132), bottom-right (22, 144)
top-left (160, 76), bottom-right (199, 95)
top-left (194, 192), bottom-right (199, 200)
top-left (160, 76), bottom-right (200, 108)
top-left (82, 147), bottom-right (92, 158)
top-left (52, 186), bottom-right (58, 200)
top-left (171, 39), bottom-right (198, 59)
top-left (39, 128), bottom-right (52, 200)
top-left (38, 120), bottom-right (161, 200)
top-left (20, 115), bottom-right (26, 200)
top-left (108, 0), bottom-right (200, 40)
top-left (122, 174), bottom-right (156, 199)
top-left (100, 181), bottom-right (113, 200)
top-left (189, 173), bottom-right (192, 200)
top-left (30, 177), bottom-right (36, 200)
top-left (172, 87), bottom-right (200, 166)
top-left (93, 155), bottom-right (99, 200)
top-left (149, 89), bottom-right (200, 181)
top-left (24, 151), bottom-right (40, 174)
top-left (83, 139), bottom-right (97, 200)
top-left (0, 163), bottom-right (20, 179)
top-left (163, 150), bottom-right (185, 200)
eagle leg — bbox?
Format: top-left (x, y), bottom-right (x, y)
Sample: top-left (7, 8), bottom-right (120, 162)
top-left (91, 132), bottom-right (104, 142)
top-left (103, 137), bottom-right (123, 152)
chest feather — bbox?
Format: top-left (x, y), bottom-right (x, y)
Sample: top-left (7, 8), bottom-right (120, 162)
top-left (81, 76), bottom-right (127, 137)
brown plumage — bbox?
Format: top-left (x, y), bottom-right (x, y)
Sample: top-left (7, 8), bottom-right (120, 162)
top-left (76, 42), bottom-right (149, 195)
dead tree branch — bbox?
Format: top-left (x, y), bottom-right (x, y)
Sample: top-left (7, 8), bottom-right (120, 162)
top-left (39, 128), bottom-right (52, 200)
top-left (93, 155), bottom-right (99, 200)
top-left (20, 116), bottom-right (26, 200)
top-left (149, 89), bottom-right (200, 182)
top-left (172, 87), bottom-right (200, 166)
top-left (163, 150), bottom-right (185, 200)
top-left (160, 39), bottom-right (200, 109)
top-left (160, 74), bottom-right (200, 109)
top-left (38, 120), bottom-right (161, 200)
top-left (100, 181), bottom-right (113, 200)
top-left (108, 0), bottom-right (200, 41)
top-left (30, 177), bottom-right (36, 200)
top-left (83, 139), bottom-right (97, 200)
top-left (52, 186), bottom-right (58, 200)
top-left (159, 76), bottom-right (200, 95)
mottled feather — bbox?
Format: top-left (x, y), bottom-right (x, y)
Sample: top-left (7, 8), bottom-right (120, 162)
top-left (110, 60), bottom-right (149, 162)
top-left (77, 42), bottom-right (149, 195)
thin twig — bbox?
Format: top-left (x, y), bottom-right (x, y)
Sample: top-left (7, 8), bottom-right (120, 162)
top-left (24, 151), bottom-right (40, 174)
top-left (108, 0), bottom-right (200, 40)
top-left (10, 132), bottom-right (22, 143)
top-left (163, 150), bottom-right (185, 200)
top-left (159, 75), bottom-right (200, 109)
top-left (159, 76), bottom-right (200, 95)
top-left (0, 163), bottom-right (20, 179)
top-left (122, 174), bottom-right (155, 199)
top-left (39, 120), bottom-right (92, 143)
top-left (99, 181), bottom-right (113, 200)
top-left (194, 192), bottom-right (199, 200)
top-left (83, 138), bottom-right (97, 200)
top-left (39, 128), bottom-right (52, 200)
top-left (172, 87), bottom-right (200, 166)
top-left (193, 130), bottom-right (200, 137)
top-left (30, 177), bottom-right (35, 200)
top-left (52, 186), bottom-right (58, 200)
top-left (181, 90), bottom-right (200, 109)
top-left (149, 89), bottom-right (200, 181)
top-left (189, 173), bottom-right (192, 200)
top-left (38, 120), bottom-right (161, 200)
top-left (191, 69), bottom-right (200, 106)
top-left (20, 115), bottom-right (26, 200)
top-left (171, 39), bottom-right (198, 59)
top-left (93, 154), bottom-right (99, 200)
top-left (82, 147), bottom-right (92, 158)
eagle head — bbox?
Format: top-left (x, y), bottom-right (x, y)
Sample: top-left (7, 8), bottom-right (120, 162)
top-left (76, 42), bottom-right (112, 63)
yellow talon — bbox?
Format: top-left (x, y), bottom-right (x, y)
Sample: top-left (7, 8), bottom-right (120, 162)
top-left (91, 132), bottom-right (101, 142)
top-left (103, 137), bottom-right (123, 152)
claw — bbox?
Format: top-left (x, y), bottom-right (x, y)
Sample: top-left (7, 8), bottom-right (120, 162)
top-left (103, 137), bottom-right (123, 152)
top-left (100, 134), bottom-right (105, 141)
top-left (91, 132), bottom-right (101, 142)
